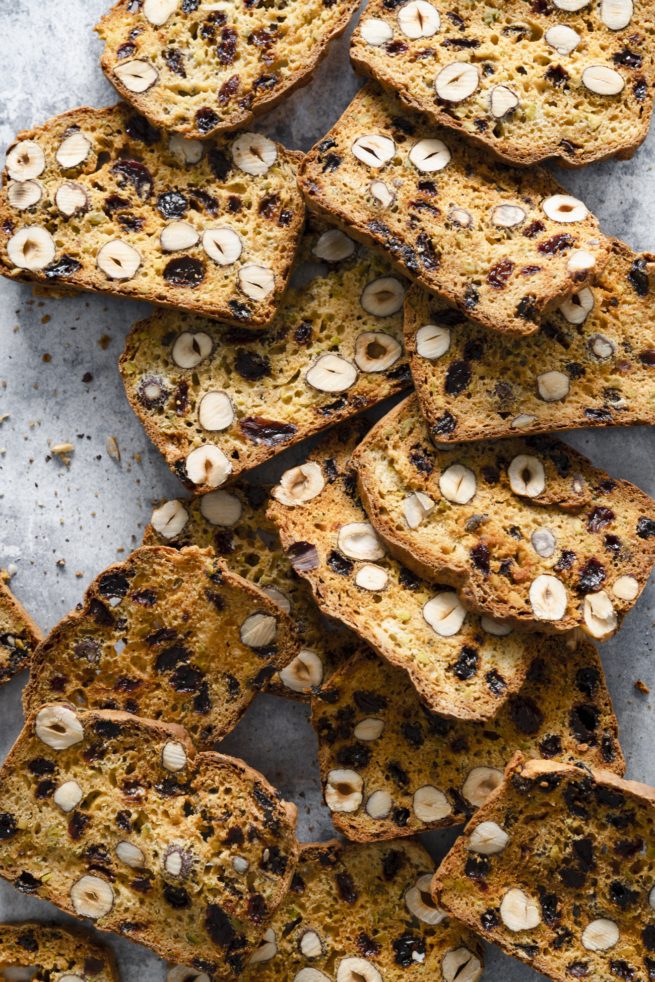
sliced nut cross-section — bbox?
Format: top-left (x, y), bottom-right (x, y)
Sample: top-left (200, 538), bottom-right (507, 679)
top-left (7, 226), bottom-right (55, 271)
top-left (198, 391), bottom-right (234, 432)
top-left (366, 790), bottom-right (392, 819)
top-left (231, 133), bottom-right (277, 176)
top-left (36, 705), bottom-right (84, 749)
top-left (239, 265), bottom-right (275, 301)
top-left (202, 228), bottom-right (242, 266)
top-left (240, 613), bottom-right (277, 648)
top-left (530, 575), bottom-right (568, 621)
top-left (8, 179), bottom-right (42, 211)
top-left (355, 564), bottom-right (389, 591)
top-left (306, 354), bottom-right (357, 393)
top-left (442, 948), bottom-right (483, 982)
top-left (612, 575), bottom-right (639, 601)
top-left (583, 590), bottom-right (617, 639)
top-left (352, 134), bottom-right (395, 169)
top-left (185, 445), bottom-right (232, 488)
top-left (545, 24), bottom-right (581, 55)
top-left (423, 592), bottom-right (466, 637)
top-left (440, 464), bottom-right (476, 504)
top-left (582, 65), bottom-right (625, 96)
top-left (355, 332), bottom-right (402, 372)
top-left (279, 650), bottom-right (324, 694)
top-left (56, 182), bottom-right (88, 217)
top-left (354, 717), bottom-right (385, 741)
top-left (403, 491), bottom-right (435, 529)
top-left (143, 0), bottom-right (179, 26)
top-left (325, 769), bottom-right (363, 812)
top-left (508, 455), bottom-right (545, 498)
top-left (336, 958), bottom-right (382, 982)
top-left (491, 204), bottom-right (526, 228)
top-left (116, 840), bottom-right (146, 869)
top-left (6, 140), bottom-right (45, 181)
top-left (490, 85), bottom-right (519, 119)
top-left (162, 740), bottom-right (187, 772)
top-left (467, 821), bottom-right (510, 855)
top-left (398, 1), bottom-right (441, 38)
top-left (415, 323), bottom-right (450, 359)
top-left (313, 229), bottom-right (355, 263)
top-left (436, 62), bottom-right (479, 102)
top-left (97, 239), bottom-right (141, 280)
top-left (582, 918), bottom-right (620, 951)
top-left (413, 785), bottom-right (452, 822)
top-left (248, 929), bottom-right (277, 965)
top-left (70, 875), bottom-right (114, 919)
top-left (172, 331), bottom-right (213, 368)
top-left (274, 462), bottom-right (325, 507)
top-left (53, 779), bottom-right (84, 812)
top-left (151, 500), bottom-right (189, 539)
top-left (537, 370), bottom-right (570, 402)
top-left (114, 59), bottom-right (158, 93)
top-left (560, 287), bottom-right (594, 324)
top-left (161, 221), bottom-right (199, 252)
top-left (360, 17), bottom-right (394, 45)
top-left (338, 522), bottom-right (385, 561)
top-left (462, 766), bottom-right (503, 807)
top-left (405, 873), bottom-right (446, 925)
top-left (601, 0), bottom-right (633, 29)
top-left (500, 888), bottom-right (541, 932)
top-left (200, 490), bottom-right (242, 527)
top-left (56, 130), bottom-right (91, 169)
top-left (543, 195), bottom-right (588, 223)
top-left (409, 138), bottom-right (451, 172)
top-left (361, 276), bottom-right (405, 316)
top-left (168, 134), bottom-right (204, 165)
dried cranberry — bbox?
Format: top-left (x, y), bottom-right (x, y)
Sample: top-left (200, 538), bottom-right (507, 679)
top-left (488, 259), bottom-right (515, 289)
top-left (538, 233), bottom-right (574, 254)
top-left (523, 220), bottom-right (545, 239)
top-left (471, 543), bottom-right (490, 574)
top-left (239, 417), bottom-right (296, 446)
top-left (217, 27), bottom-right (238, 64)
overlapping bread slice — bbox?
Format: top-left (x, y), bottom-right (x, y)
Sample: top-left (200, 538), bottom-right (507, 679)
top-left (406, 239), bottom-right (655, 442)
top-left (434, 754), bottom-right (655, 982)
top-left (351, 396), bottom-right (655, 640)
top-left (143, 483), bottom-right (365, 700)
top-left (237, 839), bottom-right (483, 980)
top-left (120, 223), bottom-right (410, 494)
top-left (23, 545), bottom-right (298, 747)
top-left (0, 705), bottom-right (299, 975)
top-left (351, 0), bottom-right (655, 168)
top-left (0, 578), bottom-right (42, 685)
top-left (0, 921), bottom-right (118, 981)
top-left (97, 0), bottom-right (360, 139)
top-left (298, 84), bottom-right (610, 337)
top-left (0, 104), bottom-right (304, 326)
top-left (267, 426), bottom-right (564, 723)
top-left (312, 641), bottom-right (623, 843)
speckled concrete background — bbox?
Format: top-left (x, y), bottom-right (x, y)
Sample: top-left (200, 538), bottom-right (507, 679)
top-left (0, 2), bottom-right (654, 980)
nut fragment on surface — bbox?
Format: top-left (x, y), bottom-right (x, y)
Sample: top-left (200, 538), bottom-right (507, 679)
top-left (273, 462), bottom-right (325, 507)
top-left (542, 194), bottom-right (588, 223)
top-left (440, 463), bottom-right (477, 505)
top-left (589, 333), bottom-right (616, 360)
top-left (239, 264), bottom-right (275, 300)
top-left (582, 918), bottom-right (620, 951)
top-left (171, 331), bottom-right (213, 369)
top-left (405, 874), bottom-right (445, 926)
top-left (35, 705), bottom-right (84, 749)
top-left (409, 138), bottom-right (451, 173)
top-left (582, 64), bottom-right (625, 95)
top-left (354, 717), bottom-right (385, 741)
top-left (162, 740), bottom-right (187, 772)
top-left (449, 206), bottom-right (473, 228)
top-left (325, 769), bottom-right (363, 813)
top-left (360, 275), bottom-right (405, 316)
top-left (403, 491), bottom-right (435, 529)
top-left (352, 134), bottom-right (396, 169)
top-left (508, 455), bottom-right (545, 498)
top-left (143, 0), bottom-right (179, 26)
top-left (248, 927), bottom-right (277, 964)
top-left (97, 239), bottom-right (141, 280)
top-left (8, 179), bottom-right (42, 211)
top-left (114, 59), bottom-right (159, 93)
top-left (161, 221), bottom-right (199, 253)
top-left (355, 564), bottom-right (389, 592)
top-left (168, 134), bottom-right (204, 165)
top-left (500, 888), bottom-right (541, 932)
top-left (354, 332), bottom-right (402, 372)
top-left (568, 249), bottom-right (596, 274)
top-left (370, 180), bottom-right (395, 208)
top-left (545, 24), bottom-right (581, 55)
top-left (56, 130), bottom-right (91, 169)
top-left (463, 767), bottom-right (504, 808)
top-left (240, 612), bottom-right (277, 648)
top-left (336, 957), bottom-right (382, 982)
top-left (53, 779), bottom-right (84, 813)
top-left (531, 527), bottom-right (556, 559)
top-left (490, 85), bottom-right (519, 119)
top-left (612, 575), bottom-right (639, 601)
top-left (6, 140), bottom-right (45, 181)
top-left (398, 1), bottom-right (441, 38)
top-left (491, 204), bottom-right (526, 228)
top-left (601, 0), bottom-right (633, 29)
top-left (338, 522), bottom-right (385, 561)
top-left (151, 500), bottom-right (189, 539)
top-left (279, 650), bottom-right (324, 693)
top-left (197, 391), bottom-right (234, 432)
top-left (56, 182), bottom-right (88, 217)
top-left (300, 930), bottom-right (323, 959)
top-left (415, 323), bottom-right (450, 359)
top-left (537, 370), bottom-right (570, 403)
top-left (306, 354), bottom-right (357, 393)
top-left (413, 785), bottom-right (452, 822)
top-left (202, 227), bottom-right (242, 266)
top-left (583, 590), bottom-right (617, 639)
top-left (70, 875), bottom-right (114, 919)
top-left (481, 616), bottom-right (512, 637)
top-left (185, 445), bottom-right (232, 488)
top-left (313, 229), bottom-right (356, 263)
top-left (560, 287), bottom-right (594, 324)
top-left (199, 490), bottom-right (242, 527)
top-left (423, 592), bottom-right (466, 637)
top-left (231, 133), bottom-right (277, 176)
top-left (262, 586), bottom-right (291, 613)
top-left (7, 226), bottom-right (56, 271)
top-left (442, 948), bottom-right (483, 982)
top-left (116, 840), bottom-right (146, 869)
top-left (467, 821), bottom-right (510, 855)
top-left (366, 789), bottom-right (392, 819)
top-left (435, 62), bottom-right (479, 103)
top-left (530, 575), bottom-right (568, 621)
top-left (360, 17), bottom-right (394, 46)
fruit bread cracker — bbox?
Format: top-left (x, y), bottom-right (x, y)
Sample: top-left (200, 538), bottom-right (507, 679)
top-left (434, 754), bottom-right (655, 982)
top-left (0, 105), bottom-right (303, 326)
top-left (268, 426), bottom-right (572, 724)
top-left (406, 238), bottom-right (655, 442)
top-left (144, 483), bottom-right (365, 700)
top-left (97, 0), bottom-right (360, 139)
top-left (0, 921), bottom-right (118, 981)
top-left (351, 0), bottom-right (655, 167)
top-left (23, 545), bottom-right (298, 747)
top-left (312, 641), bottom-right (623, 842)
top-left (298, 83), bottom-right (610, 337)
top-left (0, 704), bottom-right (299, 976)
top-left (120, 224), bottom-right (410, 494)
top-left (0, 578), bottom-right (42, 685)
top-left (351, 395), bottom-right (655, 640)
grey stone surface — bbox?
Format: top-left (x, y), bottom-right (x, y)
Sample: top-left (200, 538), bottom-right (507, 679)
top-left (0, 2), bottom-right (654, 980)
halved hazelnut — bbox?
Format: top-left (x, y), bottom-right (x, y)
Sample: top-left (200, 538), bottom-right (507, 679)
top-left (409, 138), bottom-right (451, 173)
top-left (398, 1), bottom-right (440, 38)
top-left (423, 592), bottom-right (466, 637)
top-left (164, 844), bottom-right (191, 877)
top-left (306, 354), bottom-right (357, 392)
top-left (299, 931), bottom-right (323, 959)
top-left (601, 0), bottom-right (633, 29)
top-left (589, 333), bottom-right (615, 360)
top-left (202, 228), bottom-right (242, 266)
top-left (337, 522), bottom-right (385, 561)
top-left (559, 287), bottom-right (594, 324)
top-left (355, 332), bottom-right (402, 372)
top-left (403, 491), bottom-right (435, 529)
top-left (171, 331), bottom-right (213, 369)
top-left (554, 0), bottom-right (589, 7)
top-left (448, 206), bottom-right (473, 228)
top-left (56, 131), bottom-right (91, 169)
top-left (7, 226), bottom-right (56, 271)
top-left (508, 455), bottom-right (545, 498)
top-left (360, 276), bottom-right (405, 317)
top-left (530, 574), bottom-right (568, 621)
top-left (55, 182), bottom-right (88, 217)
top-left (200, 490), bottom-right (242, 527)
top-left (273, 462), bottom-right (325, 506)
top-left (197, 391), bottom-right (234, 432)
top-left (500, 888), bottom-right (541, 932)
top-left (162, 740), bottom-right (187, 772)
top-left (161, 221), bottom-right (199, 252)
top-left (489, 85), bottom-right (519, 119)
top-left (440, 464), bottom-right (476, 504)
top-left (612, 575), bottom-right (639, 601)
top-left (116, 840), bottom-right (145, 869)
top-left (231, 133), bottom-right (277, 176)
top-left (239, 264), bottom-right (275, 300)
top-left (480, 616), bottom-right (512, 637)
top-left (511, 413), bottom-right (537, 430)
top-left (355, 564), bottom-right (389, 592)
top-left (360, 17), bottom-right (394, 45)
top-left (248, 929), bottom-right (277, 965)
top-left (240, 613), bottom-right (277, 648)
top-left (313, 229), bottom-right (355, 263)
top-left (415, 323), bottom-right (450, 359)
top-left (463, 766), bottom-right (503, 807)
top-left (582, 64), bottom-right (625, 95)
top-left (151, 499), bottom-right (189, 539)
top-left (568, 249), bottom-right (596, 274)
top-left (35, 705), bottom-right (84, 749)
top-left (8, 180), bottom-right (42, 211)
top-left (143, 0), bottom-right (179, 26)
top-left (185, 445), bottom-right (232, 488)
top-left (442, 948), bottom-right (482, 982)
top-left (262, 586), bottom-right (291, 613)
top-left (168, 134), bottom-right (204, 165)
top-left (413, 785), bottom-right (451, 822)
top-left (354, 717), bottom-right (384, 741)
top-left (336, 957), bottom-right (381, 982)
top-left (279, 650), bottom-right (324, 694)
top-left (53, 779), bottom-right (84, 813)
top-left (435, 62), bottom-right (479, 103)
top-left (325, 769), bottom-right (363, 813)
top-left (370, 181), bottom-right (395, 208)
top-left (6, 140), bottom-right (45, 181)
top-left (583, 590), bottom-right (617, 639)
top-left (114, 59), bottom-right (159, 92)
top-left (537, 370), bottom-right (570, 402)
top-left (531, 527), bottom-right (556, 558)
top-left (70, 875), bottom-right (114, 919)
top-left (351, 134), bottom-right (396, 169)
top-left (365, 790), bottom-right (392, 819)
top-left (405, 873), bottom-right (446, 925)
top-left (545, 24), bottom-right (581, 55)
top-left (582, 918), bottom-right (620, 951)
top-left (543, 195), bottom-right (588, 223)
top-left (467, 820), bottom-right (509, 855)
top-left (97, 239), bottom-right (141, 280)
top-left (491, 204), bottom-right (526, 228)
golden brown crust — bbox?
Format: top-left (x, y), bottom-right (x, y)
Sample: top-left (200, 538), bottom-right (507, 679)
top-left (0, 579), bottom-right (42, 684)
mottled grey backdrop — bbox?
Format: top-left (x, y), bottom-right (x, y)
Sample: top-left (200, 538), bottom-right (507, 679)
top-left (0, 1), bottom-right (654, 979)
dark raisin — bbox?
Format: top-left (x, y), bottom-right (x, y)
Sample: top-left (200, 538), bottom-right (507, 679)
top-left (464, 284), bottom-right (479, 309)
top-left (327, 551), bottom-right (354, 576)
top-left (540, 734), bottom-right (562, 758)
top-left (239, 417), bottom-right (296, 446)
top-left (481, 909), bottom-right (500, 930)
top-left (164, 884), bottom-right (191, 908)
top-left (28, 757), bottom-right (56, 776)
top-left (523, 221), bottom-right (545, 239)
top-left (628, 259), bottom-right (649, 296)
top-left (471, 544), bottom-right (490, 574)
top-left (587, 506), bottom-right (615, 532)
top-left (234, 350), bottom-right (270, 381)
top-left (538, 233), bottom-right (574, 254)
top-left (546, 64), bottom-right (569, 87)
top-left (337, 744), bottom-right (371, 769)
top-left (287, 542), bottom-right (319, 573)
top-left (44, 255), bottom-right (82, 279)
top-left (163, 257), bottom-right (205, 287)
top-left (445, 360), bottom-right (471, 395)
top-left (640, 349), bottom-right (655, 365)
top-left (157, 190), bottom-right (187, 219)
top-left (205, 905), bottom-right (238, 948)
top-left (401, 721), bottom-right (424, 748)
top-left (634, 76), bottom-right (648, 100)
top-left (219, 74), bottom-right (240, 104)
top-left (610, 880), bottom-right (639, 910)
top-left (163, 47), bottom-right (186, 76)
top-left (488, 259), bottom-right (515, 289)
top-left (613, 47), bottom-right (642, 69)
top-left (452, 646), bottom-right (478, 680)
top-left (336, 871), bottom-right (358, 904)
top-left (393, 934), bottom-right (425, 968)
top-left (432, 412), bottom-right (457, 437)
top-left (577, 559), bottom-right (606, 594)
top-left (196, 108), bottom-right (220, 134)
top-left (354, 690), bottom-right (387, 713)
top-left (638, 517), bottom-right (655, 539)
top-left (111, 159), bottom-right (153, 199)
top-left (217, 27), bottom-right (238, 64)
top-left (516, 295), bottom-right (538, 321)
top-left (0, 813), bottom-right (17, 840)
top-left (509, 696), bottom-right (544, 734)
top-left (386, 762), bottom-right (409, 787)
top-left (15, 872), bottom-right (41, 893)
